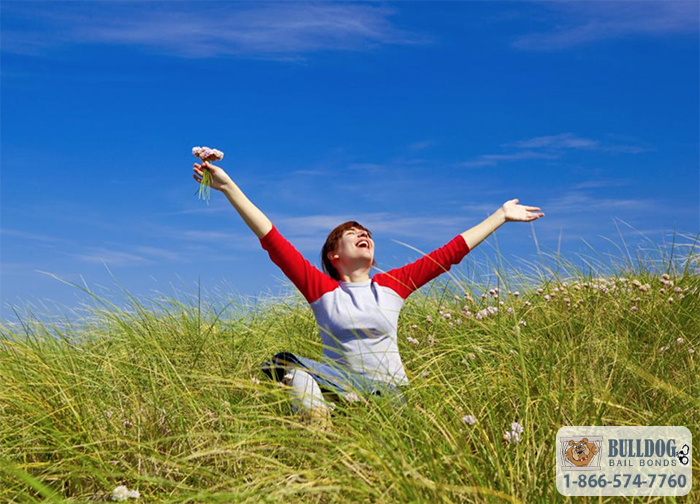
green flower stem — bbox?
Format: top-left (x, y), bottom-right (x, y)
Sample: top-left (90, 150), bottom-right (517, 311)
top-left (198, 169), bottom-right (212, 205)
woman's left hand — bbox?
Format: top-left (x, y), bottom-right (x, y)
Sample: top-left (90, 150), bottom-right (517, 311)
top-left (501, 199), bottom-right (545, 222)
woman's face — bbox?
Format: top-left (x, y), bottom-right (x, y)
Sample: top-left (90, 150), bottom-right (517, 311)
top-left (330, 227), bottom-right (374, 265)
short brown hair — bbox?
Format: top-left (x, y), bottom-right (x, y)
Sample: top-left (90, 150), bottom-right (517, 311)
top-left (321, 221), bottom-right (377, 281)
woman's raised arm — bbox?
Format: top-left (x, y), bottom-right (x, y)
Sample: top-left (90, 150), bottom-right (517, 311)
top-left (460, 198), bottom-right (544, 251)
top-left (193, 161), bottom-right (272, 238)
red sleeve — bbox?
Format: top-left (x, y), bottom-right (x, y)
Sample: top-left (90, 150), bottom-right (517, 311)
top-left (259, 225), bottom-right (339, 304)
top-left (373, 234), bottom-right (470, 299)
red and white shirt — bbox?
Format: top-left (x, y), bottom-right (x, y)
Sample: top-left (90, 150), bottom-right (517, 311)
top-left (260, 225), bottom-right (471, 386)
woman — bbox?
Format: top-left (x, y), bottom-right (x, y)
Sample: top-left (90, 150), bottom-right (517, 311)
top-left (192, 160), bottom-right (545, 426)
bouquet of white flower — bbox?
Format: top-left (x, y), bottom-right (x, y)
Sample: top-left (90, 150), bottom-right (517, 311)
top-left (192, 146), bottom-right (224, 204)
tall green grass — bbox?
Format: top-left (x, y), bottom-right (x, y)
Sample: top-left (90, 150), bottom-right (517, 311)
top-left (1, 231), bottom-right (698, 503)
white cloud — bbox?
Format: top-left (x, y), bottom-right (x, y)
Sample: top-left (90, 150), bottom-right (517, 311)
top-left (276, 212), bottom-right (469, 242)
top-left (504, 133), bottom-right (599, 150)
top-left (544, 192), bottom-right (654, 213)
top-left (459, 150), bottom-right (560, 168)
top-left (513, 1), bottom-right (698, 51)
top-left (72, 248), bottom-right (153, 267)
top-left (461, 133), bottom-right (650, 168)
top-left (0, 228), bottom-right (68, 244)
top-left (3, 2), bottom-right (426, 60)
top-left (572, 179), bottom-right (633, 190)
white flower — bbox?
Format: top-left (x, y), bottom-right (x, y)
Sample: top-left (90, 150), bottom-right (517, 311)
top-left (475, 313), bottom-right (483, 320)
top-left (631, 306), bottom-right (638, 312)
top-left (503, 430), bottom-right (520, 444)
top-left (250, 377), bottom-right (260, 385)
top-left (667, 297), bottom-right (674, 303)
top-left (462, 415), bottom-right (477, 425)
top-left (344, 392), bottom-right (360, 403)
top-left (411, 324), bottom-right (418, 329)
top-left (513, 291), bottom-right (520, 297)
top-left (544, 295), bottom-right (551, 301)
top-left (407, 336), bottom-right (420, 345)
top-left (689, 349), bottom-right (695, 355)
top-left (425, 315), bottom-right (433, 323)
top-left (487, 306), bottom-right (498, 315)
top-left (511, 422), bottom-right (524, 433)
top-left (506, 307), bottom-right (514, 315)
top-left (524, 301), bottom-right (531, 307)
top-left (676, 337), bottom-right (684, 344)
top-left (659, 345), bottom-right (670, 353)
top-left (518, 320), bottom-right (527, 326)
top-left (661, 273), bottom-right (670, 280)
top-left (111, 485), bottom-right (140, 501)
top-left (443, 313), bottom-right (451, 320)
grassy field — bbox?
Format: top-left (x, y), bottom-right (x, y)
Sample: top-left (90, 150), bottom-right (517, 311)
top-left (1, 237), bottom-right (699, 503)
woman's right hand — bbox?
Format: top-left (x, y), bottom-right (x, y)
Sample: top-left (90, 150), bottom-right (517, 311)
top-left (193, 161), bottom-right (234, 192)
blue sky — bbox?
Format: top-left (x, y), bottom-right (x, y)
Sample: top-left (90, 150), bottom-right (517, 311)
top-left (1, 1), bottom-right (698, 324)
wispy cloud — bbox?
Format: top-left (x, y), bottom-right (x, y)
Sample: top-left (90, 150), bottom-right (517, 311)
top-left (513, 1), bottom-right (699, 51)
top-left (72, 248), bottom-right (153, 267)
top-left (461, 132), bottom-right (650, 168)
top-left (572, 179), bottom-right (633, 190)
top-left (276, 212), bottom-right (471, 246)
top-left (0, 228), bottom-right (69, 245)
top-left (544, 192), bottom-right (655, 214)
top-left (346, 163), bottom-right (386, 172)
top-left (406, 140), bottom-right (436, 152)
top-left (504, 133), bottom-right (599, 150)
top-left (2, 2), bottom-right (426, 60)
top-left (460, 150), bottom-right (559, 168)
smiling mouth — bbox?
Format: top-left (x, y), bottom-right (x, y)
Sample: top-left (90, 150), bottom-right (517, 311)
top-left (356, 240), bottom-right (370, 249)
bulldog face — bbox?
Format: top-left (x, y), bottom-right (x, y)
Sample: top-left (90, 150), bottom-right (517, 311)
top-left (565, 438), bottom-right (598, 467)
